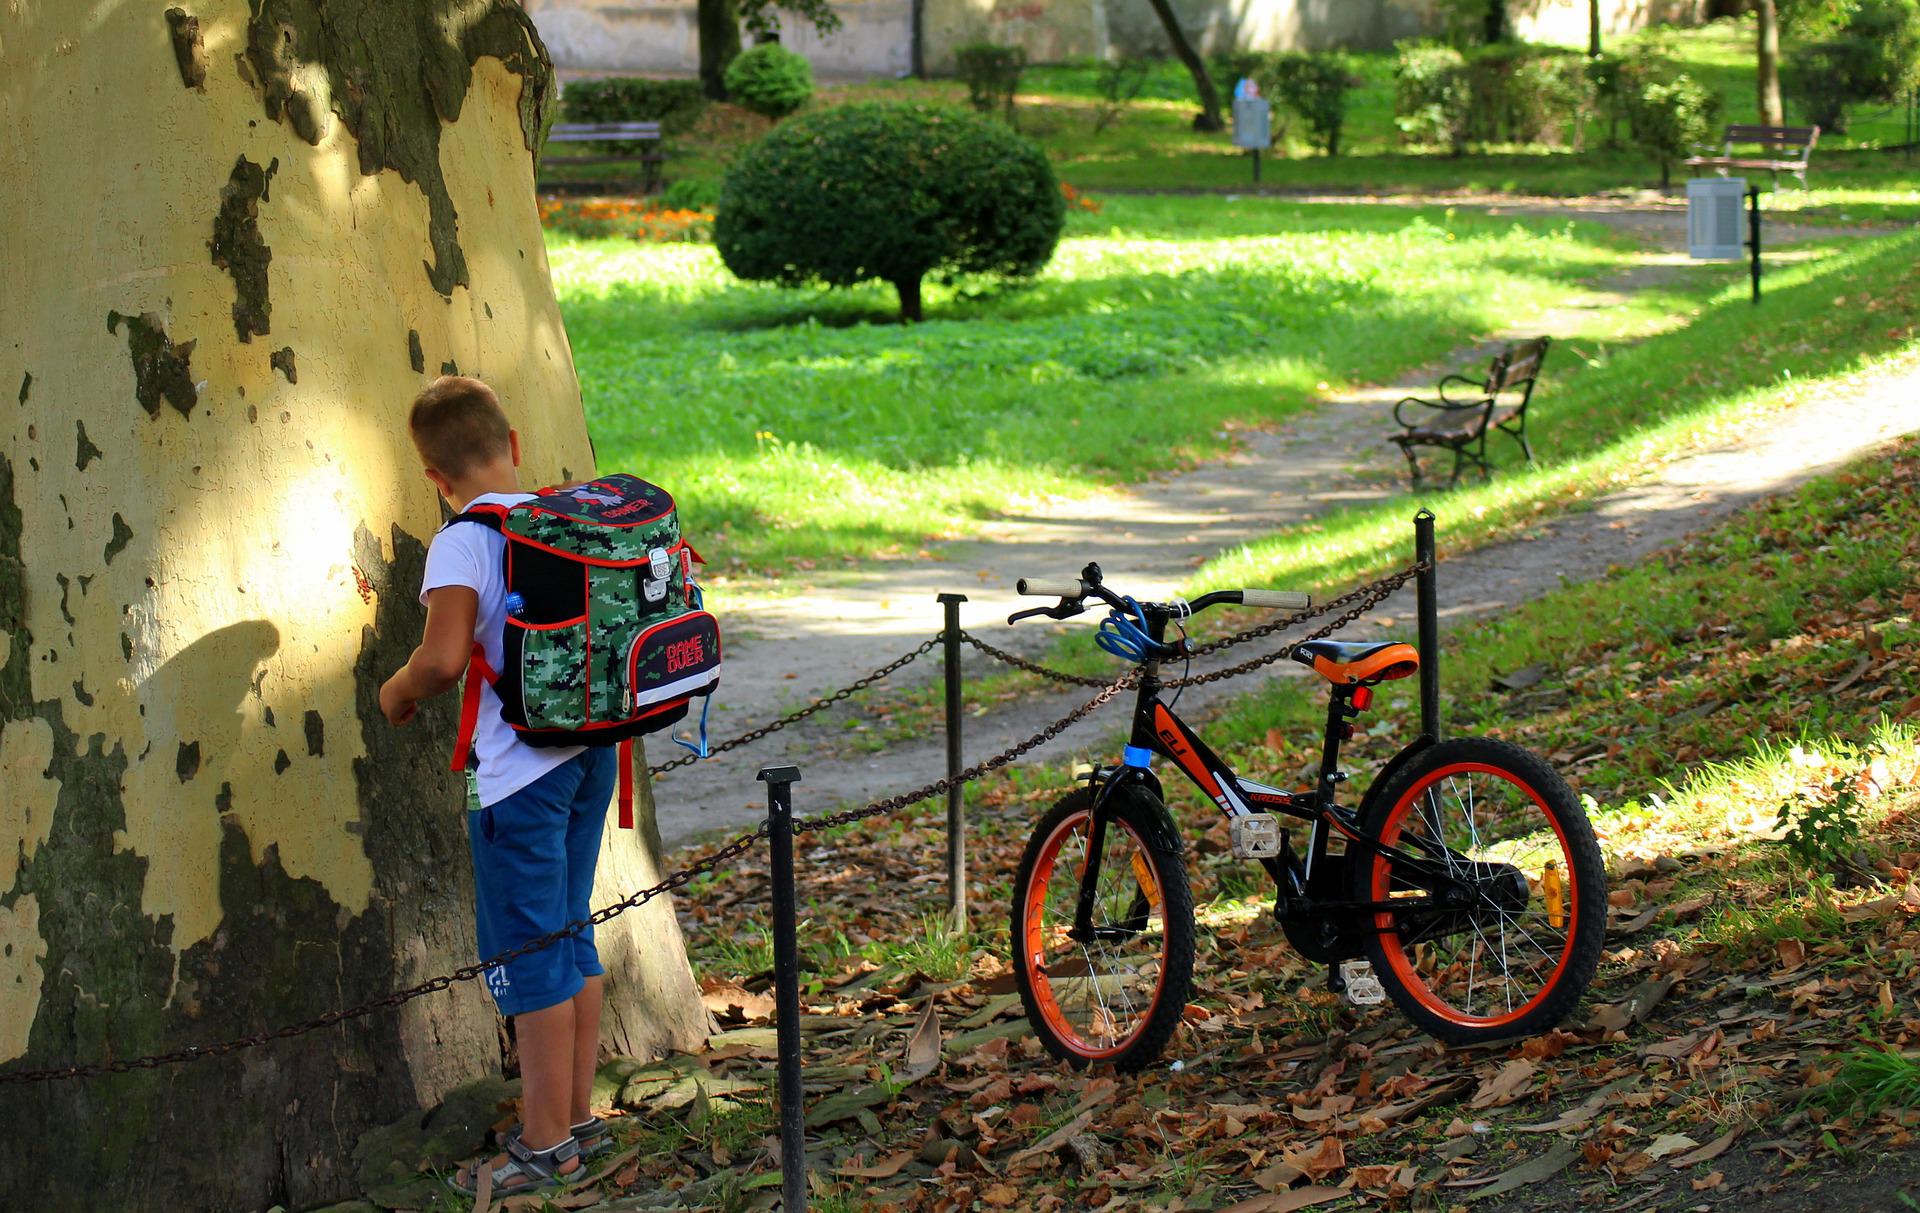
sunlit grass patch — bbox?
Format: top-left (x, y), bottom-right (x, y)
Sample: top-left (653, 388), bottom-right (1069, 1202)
top-left (550, 196), bottom-right (1650, 572)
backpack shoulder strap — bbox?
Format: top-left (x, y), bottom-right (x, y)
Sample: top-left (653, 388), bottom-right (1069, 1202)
top-left (445, 505), bottom-right (507, 532)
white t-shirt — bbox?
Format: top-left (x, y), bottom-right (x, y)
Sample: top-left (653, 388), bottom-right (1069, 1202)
top-left (420, 492), bottom-right (583, 807)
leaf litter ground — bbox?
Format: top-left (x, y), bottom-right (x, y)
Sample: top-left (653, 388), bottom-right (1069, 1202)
top-left (373, 440), bottom-right (1920, 1211)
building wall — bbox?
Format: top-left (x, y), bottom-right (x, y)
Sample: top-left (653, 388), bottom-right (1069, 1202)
top-left (525, 0), bottom-right (1706, 81)
top-left (523, 0), bottom-right (912, 78)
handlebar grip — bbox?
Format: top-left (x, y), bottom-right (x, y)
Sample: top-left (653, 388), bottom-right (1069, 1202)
top-left (1016, 577), bottom-right (1085, 599)
top-left (1241, 589), bottom-right (1312, 610)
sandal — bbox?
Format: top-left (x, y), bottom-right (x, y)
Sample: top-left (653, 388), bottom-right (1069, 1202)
top-left (494, 1115), bottom-right (616, 1159)
top-left (450, 1132), bottom-right (583, 1206)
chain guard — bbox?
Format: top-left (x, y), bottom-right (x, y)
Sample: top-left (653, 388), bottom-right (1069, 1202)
top-left (1277, 855), bottom-right (1366, 964)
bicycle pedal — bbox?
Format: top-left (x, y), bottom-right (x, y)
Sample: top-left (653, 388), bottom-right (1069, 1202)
top-left (1340, 961), bottom-right (1386, 1007)
top-left (1229, 815), bottom-right (1282, 860)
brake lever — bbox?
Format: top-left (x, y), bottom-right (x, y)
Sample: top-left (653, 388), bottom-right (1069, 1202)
top-left (1007, 601), bottom-right (1088, 626)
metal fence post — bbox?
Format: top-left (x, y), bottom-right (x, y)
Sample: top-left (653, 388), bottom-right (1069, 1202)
top-left (758, 764), bottom-right (807, 1212)
top-left (1746, 185), bottom-right (1762, 306)
top-left (1414, 510), bottom-right (1440, 744)
top-left (937, 593), bottom-right (968, 934)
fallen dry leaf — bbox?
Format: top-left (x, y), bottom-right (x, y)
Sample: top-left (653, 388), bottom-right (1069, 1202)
top-left (1218, 1185), bottom-right (1347, 1213)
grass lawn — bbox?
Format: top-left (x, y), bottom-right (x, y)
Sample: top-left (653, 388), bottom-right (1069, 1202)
top-left (555, 19), bottom-right (1920, 224)
top-left (552, 196), bottom-right (1652, 573)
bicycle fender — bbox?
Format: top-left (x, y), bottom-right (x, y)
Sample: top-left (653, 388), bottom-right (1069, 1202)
top-left (1112, 783), bottom-right (1183, 856)
top-left (1354, 736), bottom-right (1436, 826)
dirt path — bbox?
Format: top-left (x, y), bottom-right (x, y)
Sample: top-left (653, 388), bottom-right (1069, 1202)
top-left (653, 211), bottom-right (1915, 845)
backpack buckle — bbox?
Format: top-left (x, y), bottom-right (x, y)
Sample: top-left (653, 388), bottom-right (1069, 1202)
top-left (649, 547), bottom-right (671, 581)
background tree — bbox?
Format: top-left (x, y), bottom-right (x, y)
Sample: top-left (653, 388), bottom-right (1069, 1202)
top-left (1758, 0), bottom-right (1786, 124)
top-left (697, 0), bottom-right (843, 100)
top-left (0, 4), bottom-right (707, 1208)
top-left (1591, 0), bottom-right (1604, 56)
top-left (715, 103), bottom-right (1064, 321)
top-left (1146, 0), bottom-right (1225, 131)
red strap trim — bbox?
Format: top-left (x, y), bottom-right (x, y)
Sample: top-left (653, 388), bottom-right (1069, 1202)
top-left (617, 738), bottom-right (635, 830)
top-left (449, 646), bottom-right (498, 774)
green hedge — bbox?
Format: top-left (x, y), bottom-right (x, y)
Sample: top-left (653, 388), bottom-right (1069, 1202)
top-left (1392, 41), bottom-right (1593, 151)
top-left (559, 76), bottom-right (707, 132)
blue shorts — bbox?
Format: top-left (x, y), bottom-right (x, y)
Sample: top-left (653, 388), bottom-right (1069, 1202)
top-left (468, 748), bottom-right (615, 1017)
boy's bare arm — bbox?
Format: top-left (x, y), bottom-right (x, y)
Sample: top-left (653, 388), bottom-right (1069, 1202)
top-left (379, 585), bottom-right (480, 726)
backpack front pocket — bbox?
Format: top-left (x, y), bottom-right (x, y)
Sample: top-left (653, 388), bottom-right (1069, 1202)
top-left (505, 615), bottom-right (591, 731)
top-left (627, 610), bottom-right (721, 711)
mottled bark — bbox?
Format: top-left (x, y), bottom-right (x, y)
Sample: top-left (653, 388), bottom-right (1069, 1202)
top-left (1757, 0), bottom-right (1785, 126)
top-left (0, 4), bottom-right (705, 1209)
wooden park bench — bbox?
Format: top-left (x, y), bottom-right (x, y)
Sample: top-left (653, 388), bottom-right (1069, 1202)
top-left (539, 121), bottom-right (665, 194)
top-left (1388, 337), bottom-right (1550, 488)
top-left (1685, 124), bottom-right (1820, 191)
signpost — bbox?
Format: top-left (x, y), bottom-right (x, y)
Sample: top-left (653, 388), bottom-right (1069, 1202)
top-left (1687, 176), bottom-right (1762, 305)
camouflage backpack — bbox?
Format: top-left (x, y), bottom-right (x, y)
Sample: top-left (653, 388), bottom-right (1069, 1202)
top-left (446, 474), bottom-right (720, 827)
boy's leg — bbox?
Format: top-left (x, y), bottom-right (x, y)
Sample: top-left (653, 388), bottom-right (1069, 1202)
top-left (515, 997), bottom-right (579, 1153)
top-left (571, 975), bottom-right (604, 1124)
top-left (466, 759), bottom-right (595, 1177)
top-left (562, 748), bottom-right (616, 1122)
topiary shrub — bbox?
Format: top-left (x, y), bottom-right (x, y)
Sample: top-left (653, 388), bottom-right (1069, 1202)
top-left (1393, 42), bottom-right (1471, 150)
top-left (724, 43), bottom-right (814, 119)
top-left (954, 41), bottom-right (1026, 122)
top-left (1258, 51), bottom-right (1356, 156)
top-left (714, 103), bottom-right (1064, 321)
top-left (1625, 71), bottom-right (1721, 188)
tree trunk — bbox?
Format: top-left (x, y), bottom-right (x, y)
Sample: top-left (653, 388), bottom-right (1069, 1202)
top-left (1589, 0), bottom-right (1603, 56)
top-left (895, 277), bottom-right (925, 322)
top-left (1484, 0), bottom-right (1511, 43)
top-left (0, 5), bottom-right (707, 1209)
top-left (1757, 0), bottom-right (1785, 126)
top-left (699, 0), bottom-right (743, 100)
top-left (1145, 0), bottom-right (1224, 132)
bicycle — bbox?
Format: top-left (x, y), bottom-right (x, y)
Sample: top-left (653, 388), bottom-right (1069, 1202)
top-left (1004, 563), bottom-right (1607, 1071)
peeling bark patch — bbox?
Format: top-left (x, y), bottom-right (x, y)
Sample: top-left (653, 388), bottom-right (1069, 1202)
top-left (210, 157), bottom-right (278, 344)
top-left (107, 312), bottom-right (198, 419)
top-left (104, 514), bottom-right (134, 566)
top-left (439, 359), bottom-right (459, 376)
top-left (74, 423), bottom-right (103, 471)
top-left (176, 741), bottom-right (201, 783)
top-left (274, 748), bottom-right (290, 774)
top-left (54, 574), bottom-right (74, 626)
top-left (240, 1), bottom-right (556, 298)
top-left (17, 373), bottom-right (28, 406)
top-left (165, 8), bottom-right (208, 89)
top-left (215, 782), bottom-right (234, 815)
top-left (408, 330), bottom-right (425, 374)
top-left (71, 679), bottom-right (94, 707)
top-left (303, 709), bottom-right (324, 757)
top-left (270, 347), bottom-right (297, 383)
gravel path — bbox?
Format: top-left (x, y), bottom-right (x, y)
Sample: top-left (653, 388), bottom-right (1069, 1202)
top-left (651, 209), bottom-right (1917, 846)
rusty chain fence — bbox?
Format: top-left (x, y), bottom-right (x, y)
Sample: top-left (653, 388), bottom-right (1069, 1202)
top-left (0, 511), bottom-right (1439, 1146)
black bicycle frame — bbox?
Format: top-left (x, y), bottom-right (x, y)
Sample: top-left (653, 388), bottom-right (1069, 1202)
top-left (1067, 607), bottom-right (1467, 945)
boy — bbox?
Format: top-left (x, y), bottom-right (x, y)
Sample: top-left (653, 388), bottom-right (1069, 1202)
top-left (379, 375), bottom-right (610, 1199)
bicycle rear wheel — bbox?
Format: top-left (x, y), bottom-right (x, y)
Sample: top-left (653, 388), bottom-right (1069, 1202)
top-left (1011, 786), bottom-right (1193, 1072)
top-left (1353, 737), bottom-right (1605, 1045)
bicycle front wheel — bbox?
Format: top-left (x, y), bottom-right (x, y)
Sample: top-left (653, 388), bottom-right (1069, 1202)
top-left (1011, 785), bottom-right (1193, 1072)
top-left (1353, 737), bottom-right (1606, 1045)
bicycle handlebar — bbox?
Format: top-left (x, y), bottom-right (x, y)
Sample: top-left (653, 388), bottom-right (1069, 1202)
top-left (1016, 577), bottom-right (1085, 599)
top-left (1239, 589), bottom-right (1313, 610)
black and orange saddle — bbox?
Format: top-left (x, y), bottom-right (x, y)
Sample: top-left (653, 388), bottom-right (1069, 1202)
top-left (1292, 639), bottom-right (1420, 686)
